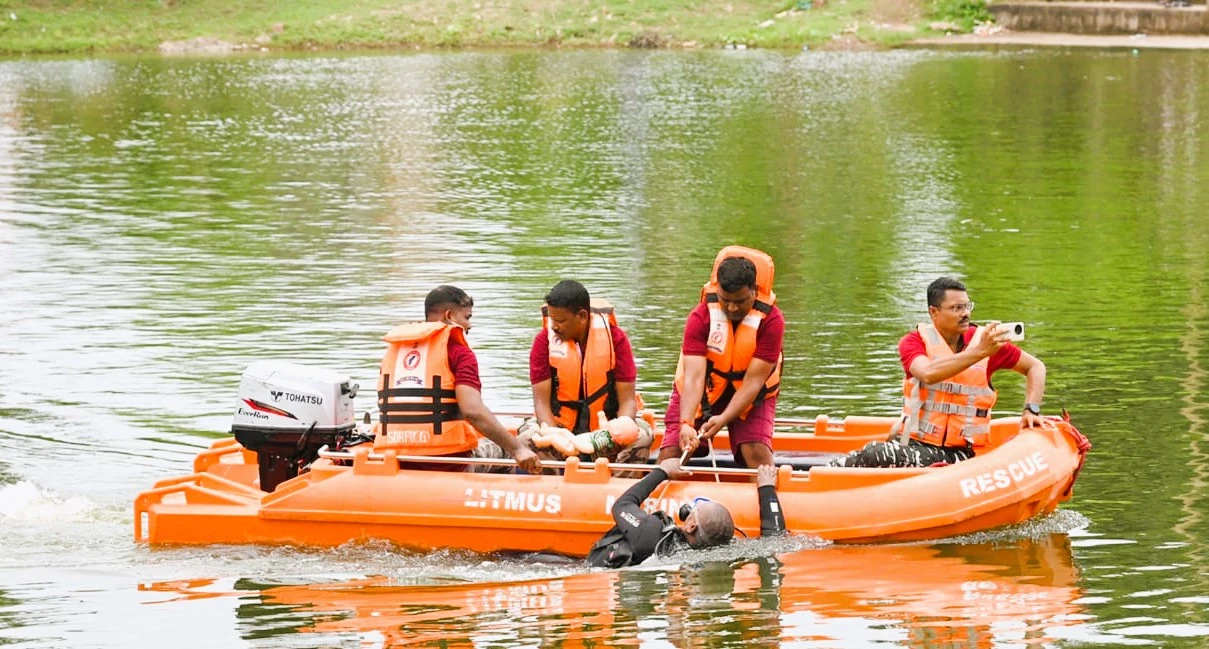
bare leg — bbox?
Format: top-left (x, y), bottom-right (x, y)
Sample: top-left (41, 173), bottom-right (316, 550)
top-left (736, 442), bottom-right (774, 470)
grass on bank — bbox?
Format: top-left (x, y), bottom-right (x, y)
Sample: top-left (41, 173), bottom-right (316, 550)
top-left (0, 0), bottom-right (992, 55)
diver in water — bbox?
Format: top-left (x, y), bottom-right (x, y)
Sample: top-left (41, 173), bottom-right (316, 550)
top-left (586, 459), bottom-right (786, 568)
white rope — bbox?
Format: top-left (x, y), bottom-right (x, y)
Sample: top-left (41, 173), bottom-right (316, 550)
top-left (708, 438), bottom-right (720, 483)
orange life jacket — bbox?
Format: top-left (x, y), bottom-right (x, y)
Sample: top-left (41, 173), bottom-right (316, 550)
top-left (543, 298), bottom-right (624, 434)
top-left (674, 246), bottom-right (783, 420)
top-left (902, 323), bottom-right (998, 448)
top-left (374, 322), bottom-right (480, 456)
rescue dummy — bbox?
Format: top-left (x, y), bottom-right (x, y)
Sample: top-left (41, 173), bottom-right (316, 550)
top-left (525, 411), bottom-right (655, 460)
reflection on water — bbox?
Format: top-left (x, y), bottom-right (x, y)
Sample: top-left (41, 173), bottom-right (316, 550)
top-left (3, 49), bottom-right (1209, 647)
top-left (205, 535), bottom-right (1085, 647)
top-left (1173, 185), bottom-right (1209, 598)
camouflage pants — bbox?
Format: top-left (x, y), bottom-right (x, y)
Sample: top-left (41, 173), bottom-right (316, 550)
top-left (465, 436), bottom-right (519, 474)
top-left (830, 439), bottom-right (973, 468)
top-left (609, 441), bottom-right (653, 479)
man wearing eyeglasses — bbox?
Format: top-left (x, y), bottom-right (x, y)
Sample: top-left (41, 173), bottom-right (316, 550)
top-left (832, 276), bottom-right (1047, 468)
top-left (586, 460), bottom-right (786, 568)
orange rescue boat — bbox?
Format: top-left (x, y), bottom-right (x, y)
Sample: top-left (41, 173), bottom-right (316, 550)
top-left (134, 410), bottom-right (1089, 553)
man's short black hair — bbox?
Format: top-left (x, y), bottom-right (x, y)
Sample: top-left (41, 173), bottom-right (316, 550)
top-left (927, 277), bottom-right (967, 308)
top-left (717, 257), bottom-right (758, 293)
top-left (425, 285), bottom-right (473, 319)
top-left (545, 280), bottom-right (590, 314)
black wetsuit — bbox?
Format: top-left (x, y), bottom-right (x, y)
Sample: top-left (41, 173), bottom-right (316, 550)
top-left (586, 468), bottom-right (787, 568)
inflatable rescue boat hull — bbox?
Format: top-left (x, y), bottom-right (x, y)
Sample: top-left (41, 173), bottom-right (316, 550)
top-left (134, 415), bottom-right (1088, 553)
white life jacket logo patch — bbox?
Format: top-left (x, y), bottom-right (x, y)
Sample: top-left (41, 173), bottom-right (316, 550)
top-left (401, 350), bottom-right (422, 370)
top-left (707, 321), bottom-right (727, 354)
top-left (394, 345), bottom-right (429, 385)
top-left (548, 336), bottom-right (570, 360)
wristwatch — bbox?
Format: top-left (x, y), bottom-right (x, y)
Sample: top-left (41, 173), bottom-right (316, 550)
top-left (1024, 403), bottom-right (1041, 416)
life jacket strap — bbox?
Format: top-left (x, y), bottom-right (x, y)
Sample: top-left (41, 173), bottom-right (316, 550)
top-left (378, 374), bottom-right (463, 435)
top-left (550, 370), bottom-right (618, 434)
top-left (700, 360), bottom-right (718, 419)
top-left (550, 368), bottom-right (564, 417)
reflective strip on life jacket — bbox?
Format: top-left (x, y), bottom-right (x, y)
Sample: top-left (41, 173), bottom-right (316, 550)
top-left (902, 323), bottom-right (998, 448)
top-left (374, 321), bottom-right (480, 456)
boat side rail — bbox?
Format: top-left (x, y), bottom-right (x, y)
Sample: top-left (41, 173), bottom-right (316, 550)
top-left (485, 412), bottom-right (894, 454)
top-left (193, 438), bottom-right (256, 473)
top-left (133, 472), bottom-right (265, 542)
top-left (316, 446), bottom-right (798, 481)
top-left (489, 412), bottom-right (897, 434)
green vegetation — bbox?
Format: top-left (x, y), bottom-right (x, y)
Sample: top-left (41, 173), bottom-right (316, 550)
top-left (928, 0), bottom-right (992, 30)
top-left (0, 0), bottom-right (977, 55)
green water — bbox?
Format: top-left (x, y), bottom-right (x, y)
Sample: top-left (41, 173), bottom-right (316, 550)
top-left (1, 49), bottom-right (1208, 647)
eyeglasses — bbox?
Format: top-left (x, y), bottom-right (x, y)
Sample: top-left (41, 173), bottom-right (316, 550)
top-left (941, 302), bottom-right (975, 314)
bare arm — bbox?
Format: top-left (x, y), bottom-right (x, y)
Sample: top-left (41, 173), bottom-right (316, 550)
top-left (457, 384), bottom-right (540, 472)
top-left (701, 357), bottom-right (776, 439)
top-left (1013, 351), bottom-right (1047, 427)
top-left (677, 355), bottom-right (707, 425)
top-left (1014, 351), bottom-right (1047, 404)
top-left (531, 378), bottom-right (558, 427)
top-left (676, 355), bottom-right (708, 453)
top-left (614, 380), bottom-right (638, 420)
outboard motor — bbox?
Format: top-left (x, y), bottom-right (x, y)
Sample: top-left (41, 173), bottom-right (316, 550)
top-left (231, 361), bottom-right (357, 492)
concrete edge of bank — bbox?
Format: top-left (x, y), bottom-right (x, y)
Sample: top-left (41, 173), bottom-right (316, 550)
top-left (905, 30), bottom-right (1209, 49)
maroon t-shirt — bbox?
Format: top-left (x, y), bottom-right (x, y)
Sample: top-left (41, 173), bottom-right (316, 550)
top-left (447, 338), bottom-right (482, 391)
top-left (680, 303), bottom-right (785, 363)
top-left (528, 325), bottom-right (638, 384)
top-left (898, 325), bottom-right (1022, 382)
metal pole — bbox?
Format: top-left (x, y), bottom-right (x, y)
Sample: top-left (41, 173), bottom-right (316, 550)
top-left (315, 447), bottom-right (775, 476)
top-left (470, 411), bottom-right (830, 428)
